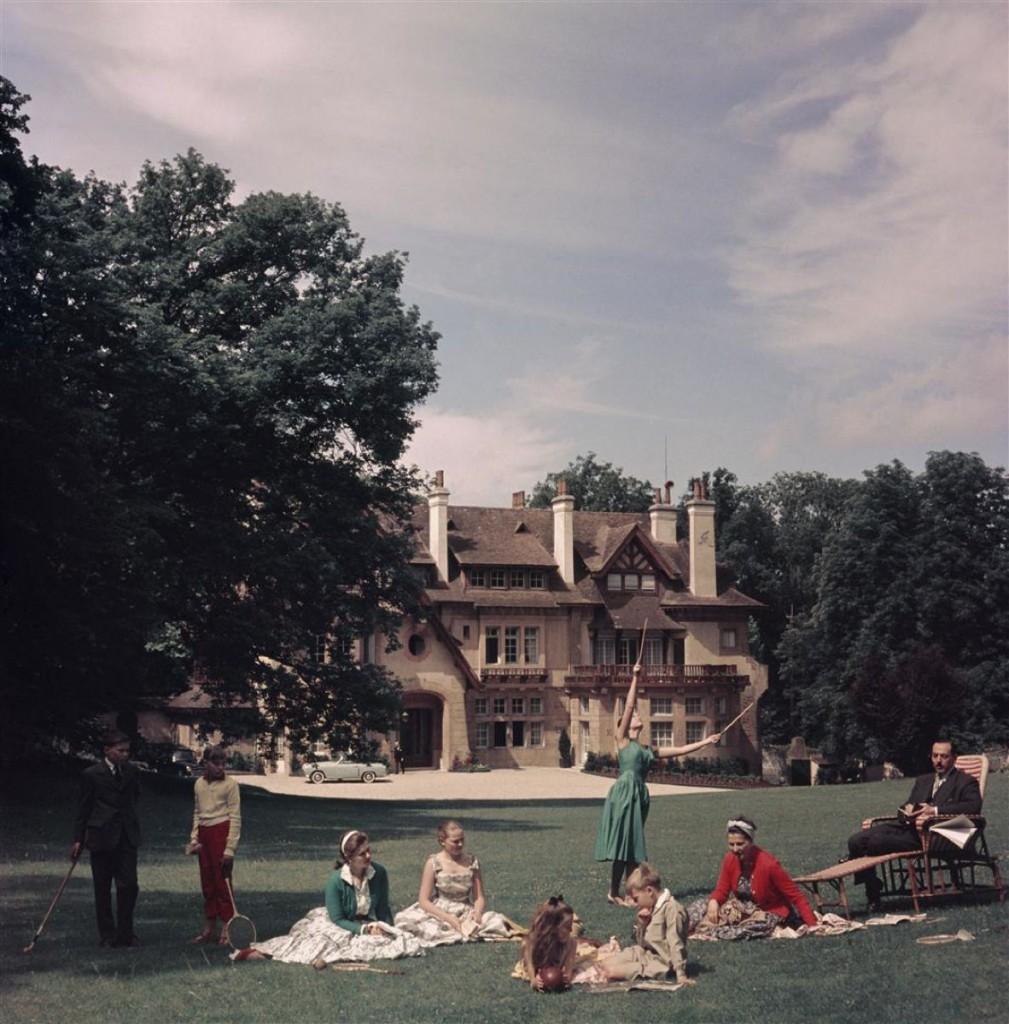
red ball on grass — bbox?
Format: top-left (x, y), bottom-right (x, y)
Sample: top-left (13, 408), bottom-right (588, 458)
top-left (537, 966), bottom-right (566, 992)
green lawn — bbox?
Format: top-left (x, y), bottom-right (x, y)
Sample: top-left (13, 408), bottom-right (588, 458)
top-left (2, 769), bottom-right (1006, 1024)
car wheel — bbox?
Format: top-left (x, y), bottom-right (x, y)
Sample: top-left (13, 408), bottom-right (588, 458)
top-left (309, 770), bottom-right (326, 785)
top-left (361, 770), bottom-right (377, 783)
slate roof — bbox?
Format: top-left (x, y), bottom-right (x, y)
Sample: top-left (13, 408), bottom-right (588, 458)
top-left (410, 502), bottom-right (762, 610)
top-left (591, 593), bottom-right (687, 631)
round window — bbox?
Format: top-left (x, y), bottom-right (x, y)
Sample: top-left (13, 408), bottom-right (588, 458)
top-left (408, 635), bottom-right (426, 657)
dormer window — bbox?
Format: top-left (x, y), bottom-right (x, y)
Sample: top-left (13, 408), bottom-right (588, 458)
top-left (529, 570), bottom-right (545, 589)
top-left (489, 568), bottom-right (507, 588)
top-left (509, 569), bottom-right (525, 588)
top-left (469, 568), bottom-right (485, 587)
top-left (606, 571), bottom-right (657, 592)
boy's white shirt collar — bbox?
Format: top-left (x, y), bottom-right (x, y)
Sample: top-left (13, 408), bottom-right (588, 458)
top-left (340, 863), bottom-right (375, 887)
top-left (654, 888), bottom-right (672, 912)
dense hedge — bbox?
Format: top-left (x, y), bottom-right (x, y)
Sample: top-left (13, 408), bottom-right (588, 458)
top-left (582, 751), bottom-right (769, 788)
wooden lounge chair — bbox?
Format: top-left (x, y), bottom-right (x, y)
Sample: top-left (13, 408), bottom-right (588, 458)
top-left (795, 851), bottom-right (922, 918)
top-left (799, 754), bottom-right (1003, 918)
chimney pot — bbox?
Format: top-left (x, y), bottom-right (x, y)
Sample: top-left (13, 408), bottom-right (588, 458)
top-left (428, 473), bottom-right (450, 582)
top-left (686, 482), bottom-right (716, 597)
top-left (551, 483), bottom-right (575, 584)
top-left (665, 480), bottom-right (674, 504)
top-left (512, 490), bottom-right (525, 509)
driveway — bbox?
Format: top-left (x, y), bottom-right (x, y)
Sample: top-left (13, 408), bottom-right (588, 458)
top-left (238, 767), bottom-right (726, 802)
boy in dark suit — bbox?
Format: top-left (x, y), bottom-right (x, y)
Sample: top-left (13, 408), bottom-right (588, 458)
top-left (846, 739), bottom-right (982, 907)
top-left (70, 730), bottom-right (142, 946)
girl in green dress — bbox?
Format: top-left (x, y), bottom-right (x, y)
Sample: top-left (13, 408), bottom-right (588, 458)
top-left (594, 665), bottom-right (721, 904)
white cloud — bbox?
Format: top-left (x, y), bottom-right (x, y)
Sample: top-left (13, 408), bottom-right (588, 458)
top-left (817, 336), bottom-right (1008, 448)
top-left (9, 2), bottom-right (713, 253)
top-left (727, 6), bottom-right (1007, 358)
top-left (404, 407), bottom-right (567, 506)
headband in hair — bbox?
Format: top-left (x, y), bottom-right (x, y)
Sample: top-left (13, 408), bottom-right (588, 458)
top-left (726, 818), bottom-right (756, 839)
top-left (341, 830), bottom-right (362, 856)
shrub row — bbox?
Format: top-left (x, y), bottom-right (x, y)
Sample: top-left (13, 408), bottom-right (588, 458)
top-left (582, 751), bottom-right (768, 788)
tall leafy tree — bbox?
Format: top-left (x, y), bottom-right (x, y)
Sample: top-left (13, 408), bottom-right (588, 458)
top-left (529, 452), bottom-right (654, 512)
top-left (680, 468), bottom-right (858, 741)
top-left (778, 454), bottom-right (1009, 765)
top-left (0, 79), bottom-right (439, 756)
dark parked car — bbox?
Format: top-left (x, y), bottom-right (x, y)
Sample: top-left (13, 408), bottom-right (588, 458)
top-left (136, 742), bottom-right (199, 777)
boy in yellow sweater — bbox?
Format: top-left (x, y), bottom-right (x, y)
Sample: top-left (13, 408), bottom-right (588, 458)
top-left (185, 745), bottom-right (242, 943)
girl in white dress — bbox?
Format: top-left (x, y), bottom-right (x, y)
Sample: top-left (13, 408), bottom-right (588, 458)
top-left (394, 820), bottom-right (514, 946)
top-left (236, 829), bottom-right (423, 964)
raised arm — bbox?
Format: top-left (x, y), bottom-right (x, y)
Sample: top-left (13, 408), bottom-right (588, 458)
top-left (615, 666), bottom-right (641, 745)
top-left (656, 730), bottom-right (721, 759)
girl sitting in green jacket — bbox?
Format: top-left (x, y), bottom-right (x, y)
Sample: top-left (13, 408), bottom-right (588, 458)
top-left (235, 829), bottom-right (422, 965)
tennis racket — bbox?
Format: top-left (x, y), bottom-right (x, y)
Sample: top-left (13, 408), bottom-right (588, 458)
top-left (222, 877), bottom-right (257, 950)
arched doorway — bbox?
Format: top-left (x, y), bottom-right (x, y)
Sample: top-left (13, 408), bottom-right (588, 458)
top-left (401, 692), bottom-right (443, 770)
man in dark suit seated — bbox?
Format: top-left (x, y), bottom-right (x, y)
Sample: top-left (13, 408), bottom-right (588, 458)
top-left (846, 739), bottom-right (982, 908)
top-left (70, 730), bottom-right (143, 947)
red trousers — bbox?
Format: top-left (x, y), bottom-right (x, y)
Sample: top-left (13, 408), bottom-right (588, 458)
top-left (197, 821), bottom-right (233, 923)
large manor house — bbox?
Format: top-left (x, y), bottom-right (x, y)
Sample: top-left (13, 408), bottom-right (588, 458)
top-left (157, 473), bottom-right (769, 773)
top-left (379, 473), bottom-right (767, 772)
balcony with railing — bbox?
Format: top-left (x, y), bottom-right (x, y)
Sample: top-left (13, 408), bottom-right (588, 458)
top-left (479, 665), bottom-right (550, 683)
top-left (563, 664), bottom-right (748, 689)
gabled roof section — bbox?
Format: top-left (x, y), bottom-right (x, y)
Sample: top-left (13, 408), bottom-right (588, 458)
top-left (596, 522), bottom-right (680, 582)
top-left (593, 594), bottom-right (686, 631)
top-left (407, 501), bottom-right (761, 609)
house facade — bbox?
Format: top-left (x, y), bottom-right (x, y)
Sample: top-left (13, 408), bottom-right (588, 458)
top-left (375, 473), bottom-right (768, 773)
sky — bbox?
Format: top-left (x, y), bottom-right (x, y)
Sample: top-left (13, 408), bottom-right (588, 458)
top-left (3, 1), bottom-right (1007, 505)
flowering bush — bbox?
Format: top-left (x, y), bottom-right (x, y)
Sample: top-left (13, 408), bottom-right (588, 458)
top-left (450, 752), bottom-right (492, 773)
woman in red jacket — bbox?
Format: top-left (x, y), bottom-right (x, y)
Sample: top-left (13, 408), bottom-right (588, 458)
top-left (693, 816), bottom-right (816, 939)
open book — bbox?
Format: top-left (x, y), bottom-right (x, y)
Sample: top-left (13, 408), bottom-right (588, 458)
top-left (927, 815), bottom-right (978, 850)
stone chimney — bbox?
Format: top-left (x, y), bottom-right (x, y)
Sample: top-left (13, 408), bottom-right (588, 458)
top-left (649, 479), bottom-right (677, 545)
top-left (512, 490), bottom-right (525, 509)
top-left (428, 470), bottom-right (450, 583)
top-left (551, 479), bottom-right (575, 585)
top-left (686, 478), bottom-right (716, 597)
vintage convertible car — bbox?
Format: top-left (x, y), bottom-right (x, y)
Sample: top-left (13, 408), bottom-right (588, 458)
top-left (304, 753), bottom-right (388, 784)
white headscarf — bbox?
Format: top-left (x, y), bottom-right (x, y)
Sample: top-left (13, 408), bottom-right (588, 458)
top-left (726, 818), bottom-right (756, 840)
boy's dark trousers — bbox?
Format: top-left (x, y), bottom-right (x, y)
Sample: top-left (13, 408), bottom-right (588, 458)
top-left (90, 837), bottom-right (139, 944)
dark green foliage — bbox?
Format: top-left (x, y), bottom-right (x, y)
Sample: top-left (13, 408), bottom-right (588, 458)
top-left (557, 727), bottom-right (573, 767)
top-left (582, 751), bottom-right (753, 780)
top-left (685, 468), bottom-right (860, 741)
top-left (0, 80), bottom-right (439, 757)
top-left (777, 454), bottom-right (1009, 765)
top-left (687, 457), bottom-right (1008, 766)
top-left (529, 452), bottom-right (654, 512)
